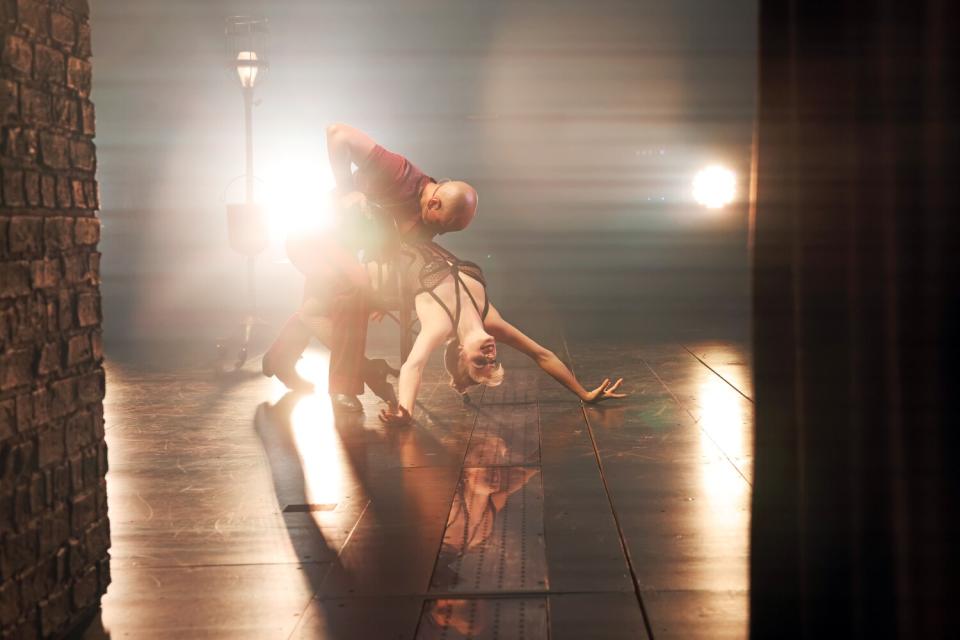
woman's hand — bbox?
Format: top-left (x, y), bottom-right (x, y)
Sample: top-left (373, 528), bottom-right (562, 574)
top-left (379, 404), bottom-right (412, 426)
top-left (582, 378), bottom-right (626, 404)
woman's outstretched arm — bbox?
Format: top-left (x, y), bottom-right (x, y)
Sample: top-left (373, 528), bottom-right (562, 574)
top-left (483, 304), bottom-right (625, 403)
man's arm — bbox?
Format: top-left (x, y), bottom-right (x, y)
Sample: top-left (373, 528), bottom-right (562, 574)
top-left (326, 123), bottom-right (378, 192)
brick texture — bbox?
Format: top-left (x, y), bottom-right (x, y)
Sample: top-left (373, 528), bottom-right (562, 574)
top-left (0, 2), bottom-right (106, 637)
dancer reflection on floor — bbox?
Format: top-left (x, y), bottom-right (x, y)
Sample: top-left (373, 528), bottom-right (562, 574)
top-left (366, 240), bottom-right (627, 425)
top-left (433, 463), bottom-right (540, 587)
top-left (426, 456), bottom-right (543, 635)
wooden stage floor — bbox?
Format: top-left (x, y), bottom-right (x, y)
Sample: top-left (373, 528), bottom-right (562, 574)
top-left (84, 335), bottom-right (752, 639)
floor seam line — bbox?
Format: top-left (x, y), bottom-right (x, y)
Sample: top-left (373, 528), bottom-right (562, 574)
top-left (114, 560), bottom-right (333, 570)
top-left (562, 336), bottom-right (656, 640)
top-left (679, 343), bottom-right (754, 403)
top-left (642, 358), bottom-right (753, 488)
top-left (286, 500), bottom-right (372, 638)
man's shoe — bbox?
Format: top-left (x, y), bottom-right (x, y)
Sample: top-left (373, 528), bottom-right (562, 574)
top-left (330, 393), bottom-right (363, 413)
top-left (262, 353), bottom-right (315, 394)
top-left (363, 358), bottom-right (399, 406)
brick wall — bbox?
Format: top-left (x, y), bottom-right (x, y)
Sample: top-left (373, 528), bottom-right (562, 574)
top-left (0, 0), bottom-right (108, 637)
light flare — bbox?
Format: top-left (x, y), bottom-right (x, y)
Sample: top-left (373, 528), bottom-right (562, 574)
top-left (696, 374), bottom-right (750, 530)
top-left (261, 158), bottom-right (336, 247)
top-left (693, 165), bottom-right (737, 209)
top-left (270, 350), bottom-right (347, 509)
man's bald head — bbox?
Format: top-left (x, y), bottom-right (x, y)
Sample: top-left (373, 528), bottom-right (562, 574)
top-left (422, 180), bottom-right (478, 234)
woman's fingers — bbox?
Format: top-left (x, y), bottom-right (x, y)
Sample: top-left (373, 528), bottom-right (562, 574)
top-left (603, 377), bottom-right (627, 398)
top-left (379, 405), bottom-right (412, 425)
top-left (584, 377), bottom-right (627, 402)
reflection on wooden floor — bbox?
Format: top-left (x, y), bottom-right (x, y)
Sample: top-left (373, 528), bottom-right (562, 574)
top-left (88, 336), bottom-right (751, 639)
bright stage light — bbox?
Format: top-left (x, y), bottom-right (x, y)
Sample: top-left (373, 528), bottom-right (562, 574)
top-left (693, 165), bottom-right (736, 209)
top-left (262, 158), bottom-right (336, 245)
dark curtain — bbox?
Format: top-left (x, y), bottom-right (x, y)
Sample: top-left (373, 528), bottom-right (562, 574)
top-left (751, 1), bottom-right (959, 637)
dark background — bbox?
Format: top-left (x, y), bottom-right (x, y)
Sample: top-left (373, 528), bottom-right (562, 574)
top-left (90, 0), bottom-right (756, 357)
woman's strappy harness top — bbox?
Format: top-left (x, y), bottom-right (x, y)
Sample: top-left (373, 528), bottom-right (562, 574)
top-left (399, 241), bottom-right (489, 330)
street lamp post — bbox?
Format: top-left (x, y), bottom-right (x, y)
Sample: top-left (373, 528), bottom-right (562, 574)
top-left (223, 17), bottom-right (269, 369)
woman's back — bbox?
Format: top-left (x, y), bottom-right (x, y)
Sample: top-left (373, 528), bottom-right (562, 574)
top-left (369, 240), bottom-right (489, 333)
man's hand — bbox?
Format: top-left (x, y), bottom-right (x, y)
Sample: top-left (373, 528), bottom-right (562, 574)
top-left (582, 378), bottom-right (627, 404)
top-left (337, 190), bottom-right (368, 215)
top-left (379, 404), bottom-right (412, 426)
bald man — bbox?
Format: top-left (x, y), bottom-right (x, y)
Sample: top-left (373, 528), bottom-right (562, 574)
top-left (327, 122), bottom-right (478, 237)
top-left (264, 124), bottom-right (480, 412)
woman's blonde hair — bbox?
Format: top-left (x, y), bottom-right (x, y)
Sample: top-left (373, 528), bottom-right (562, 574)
top-left (444, 339), bottom-right (505, 393)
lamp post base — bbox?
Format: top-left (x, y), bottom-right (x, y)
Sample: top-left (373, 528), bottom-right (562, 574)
top-left (214, 253), bottom-right (269, 373)
top-left (214, 313), bottom-right (271, 373)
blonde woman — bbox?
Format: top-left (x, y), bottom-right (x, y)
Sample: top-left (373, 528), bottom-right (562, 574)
top-left (375, 240), bottom-right (626, 425)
